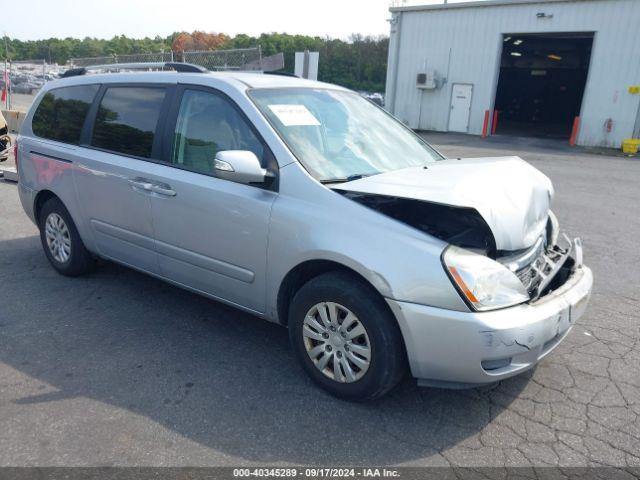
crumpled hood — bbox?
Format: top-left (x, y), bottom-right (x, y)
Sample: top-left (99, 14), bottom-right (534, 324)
top-left (337, 156), bottom-right (554, 251)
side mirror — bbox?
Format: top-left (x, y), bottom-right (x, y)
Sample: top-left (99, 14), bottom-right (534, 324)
top-left (214, 150), bottom-right (267, 185)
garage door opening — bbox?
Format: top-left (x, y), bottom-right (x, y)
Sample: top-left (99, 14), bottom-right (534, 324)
top-left (494, 32), bottom-right (594, 139)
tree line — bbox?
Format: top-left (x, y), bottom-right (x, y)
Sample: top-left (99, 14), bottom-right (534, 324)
top-left (2, 32), bottom-right (389, 92)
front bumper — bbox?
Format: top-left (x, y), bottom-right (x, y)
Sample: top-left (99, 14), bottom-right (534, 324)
top-left (387, 264), bottom-right (593, 388)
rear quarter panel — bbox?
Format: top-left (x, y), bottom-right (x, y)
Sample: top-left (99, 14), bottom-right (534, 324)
top-left (17, 137), bottom-right (96, 252)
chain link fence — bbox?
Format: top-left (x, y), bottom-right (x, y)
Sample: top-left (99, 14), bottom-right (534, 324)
top-left (3, 47), bottom-right (264, 111)
top-left (181, 47), bottom-right (262, 71)
top-left (69, 51), bottom-right (175, 67)
top-left (69, 47), bottom-right (261, 71)
top-left (2, 59), bottom-right (65, 111)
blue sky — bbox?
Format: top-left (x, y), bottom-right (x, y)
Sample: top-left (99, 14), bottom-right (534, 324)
top-left (6, 0), bottom-right (483, 41)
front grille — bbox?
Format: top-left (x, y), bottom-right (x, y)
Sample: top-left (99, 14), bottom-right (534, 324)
top-left (515, 243), bottom-right (571, 299)
top-left (516, 252), bottom-right (549, 294)
top-left (498, 234), bottom-right (574, 301)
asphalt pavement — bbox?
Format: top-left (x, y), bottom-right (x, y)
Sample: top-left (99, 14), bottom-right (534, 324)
top-left (4, 93), bottom-right (37, 114)
top-left (0, 133), bottom-right (639, 467)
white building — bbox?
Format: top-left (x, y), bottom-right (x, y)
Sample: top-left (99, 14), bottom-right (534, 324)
top-left (385, 0), bottom-right (640, 147)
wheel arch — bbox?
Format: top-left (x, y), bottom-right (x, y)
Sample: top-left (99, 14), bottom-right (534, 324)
top-left (276, 259), bottom-right (392, 327)
top-left (33, 189), bottom-right (60, 225)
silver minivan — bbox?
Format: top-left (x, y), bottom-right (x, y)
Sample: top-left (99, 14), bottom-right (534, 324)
top-left (16, 64), bottom-right (593, 401)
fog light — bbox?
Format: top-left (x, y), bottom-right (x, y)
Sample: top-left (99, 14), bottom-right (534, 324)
top-left (481, 357), bottom-right (512, 371)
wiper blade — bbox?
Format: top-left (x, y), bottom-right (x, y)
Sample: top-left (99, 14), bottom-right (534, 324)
top-left (319, 173), bottom-right (372, 184)
top-left (347, 173), bottom-right (369, 181)
top-left (319, 178), bottom-right (348, 184)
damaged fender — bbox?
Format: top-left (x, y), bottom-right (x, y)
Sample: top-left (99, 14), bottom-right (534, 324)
top-left (334, 156), bottom-right (553, 252)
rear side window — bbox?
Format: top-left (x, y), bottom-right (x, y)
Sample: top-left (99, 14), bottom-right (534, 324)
top-left (91, 87), bottom-right (166, 158)
top-left (32, 85), bottom-right (99, 144)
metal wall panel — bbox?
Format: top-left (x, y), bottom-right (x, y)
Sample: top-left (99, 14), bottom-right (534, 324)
top-left (386, 0), bottom-right (640, 147)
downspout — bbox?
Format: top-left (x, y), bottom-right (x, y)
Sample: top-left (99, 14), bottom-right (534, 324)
top-left (634, 95), bottom-right (640, 139)
top-left (385, 11), bottom-right (403, 114)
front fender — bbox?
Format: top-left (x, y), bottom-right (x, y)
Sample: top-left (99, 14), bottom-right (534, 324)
top-left (264, 163), bottom-right (469, 322)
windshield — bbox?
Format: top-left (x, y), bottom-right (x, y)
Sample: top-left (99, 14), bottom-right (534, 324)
top-left (250, 88), bottom-right (442, 183)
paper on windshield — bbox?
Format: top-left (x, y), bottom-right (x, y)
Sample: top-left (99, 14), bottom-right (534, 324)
top-left (268, 104), bottom-right (320, 127)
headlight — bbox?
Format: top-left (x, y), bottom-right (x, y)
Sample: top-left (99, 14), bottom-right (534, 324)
top-left (443, 246), bottom-right (529, 311)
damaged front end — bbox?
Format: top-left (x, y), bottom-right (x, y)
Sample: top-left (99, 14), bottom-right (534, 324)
top-left (338, 191), bottom-right (498, 257)
top-left (337, 190), bottom-right (581, 309)
top-left (497, 230), bottom-right (583, 302)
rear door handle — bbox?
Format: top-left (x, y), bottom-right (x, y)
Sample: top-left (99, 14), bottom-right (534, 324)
top-left (128, 178), bottom-right (176, 197)
top-left (148, 184), bottom-right (177, 197)
top-left (128, 178), bottom-right (154, 191)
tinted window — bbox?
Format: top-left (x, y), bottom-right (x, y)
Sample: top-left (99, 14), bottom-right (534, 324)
top-left (32, 85), bottom-right (99, 144)
top-left (91, 87), bottom-right (166, 158)
top-left (172, 89), bottom-right (264, 175)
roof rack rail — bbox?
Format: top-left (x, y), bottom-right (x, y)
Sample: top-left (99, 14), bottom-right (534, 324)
top-left (61, 62), bottom-right (207, 78)
top-left (263, 71), bottom-right (299, 78)
top-left (61, 67), bottom-right (88, 78)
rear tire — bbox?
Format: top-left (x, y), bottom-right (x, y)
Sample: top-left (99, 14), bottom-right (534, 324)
top-left (288, 272), bottom-right (407, 402)
top-left (38, 197), bottom-right (94, 276)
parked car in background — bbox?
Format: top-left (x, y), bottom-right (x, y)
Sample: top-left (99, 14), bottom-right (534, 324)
top-left (359, 91), bottom-right (384, 106)
top-left (12, 83), bottom-right (38, 94)
top-left (15, 65), bottom-right (592, 401)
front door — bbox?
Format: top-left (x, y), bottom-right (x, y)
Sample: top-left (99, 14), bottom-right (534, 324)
top-left (448, 83), bottom-right (473, 133)
top-left (147, 86), bottom-right (277, 313)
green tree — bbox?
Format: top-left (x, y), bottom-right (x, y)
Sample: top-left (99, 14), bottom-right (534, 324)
top-left (2, 32), bottom-right (389, 92)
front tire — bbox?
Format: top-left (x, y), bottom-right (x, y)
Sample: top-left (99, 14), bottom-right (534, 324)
top-left (289, 272), bottom-right (407, 402)
top-left (39, 197), bottom-right (94, 276)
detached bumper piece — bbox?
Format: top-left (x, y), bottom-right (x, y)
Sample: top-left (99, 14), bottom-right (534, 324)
top-left (2, 166), bottom-right (18, 183)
